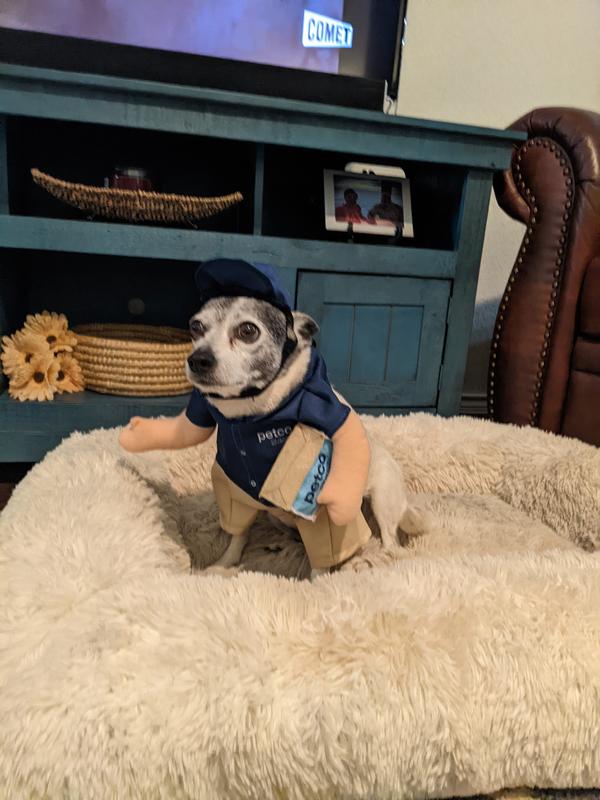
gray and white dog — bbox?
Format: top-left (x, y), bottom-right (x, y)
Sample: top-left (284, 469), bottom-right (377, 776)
top-left (186, 295), bottom-right (424, 573)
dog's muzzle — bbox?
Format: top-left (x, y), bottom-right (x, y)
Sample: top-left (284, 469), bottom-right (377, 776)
top-left (187, 349), bottom-right (215, 375)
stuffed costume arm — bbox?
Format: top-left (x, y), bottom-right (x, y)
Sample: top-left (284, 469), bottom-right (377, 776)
top-left (316, 409), bottom-right (371, 526)
top-left (296, 375), bottom-right (371, 527)
top-left (119, 410), bottom-right (215, 453)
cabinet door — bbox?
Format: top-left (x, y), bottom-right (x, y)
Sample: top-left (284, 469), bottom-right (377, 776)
top-left (297, 272), bottom-right (450, 408)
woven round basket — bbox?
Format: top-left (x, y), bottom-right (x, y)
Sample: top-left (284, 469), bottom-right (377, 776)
top-left (31, 168), bottom-right (243, 224)
top-left (73, 323), bottom-right (192, 396)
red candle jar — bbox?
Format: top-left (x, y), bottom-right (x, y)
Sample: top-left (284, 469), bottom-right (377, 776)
top-left (108, 167), bottom-right (153, 191)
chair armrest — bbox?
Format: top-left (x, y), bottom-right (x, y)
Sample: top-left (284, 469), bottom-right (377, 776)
top-left (489, 107), bottom-right (600, 432)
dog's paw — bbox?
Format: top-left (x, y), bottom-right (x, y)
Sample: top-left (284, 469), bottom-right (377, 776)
top-left (202, 565), bottom-right (241, 578)
top-left (399, 505), bottom-right (433, 537)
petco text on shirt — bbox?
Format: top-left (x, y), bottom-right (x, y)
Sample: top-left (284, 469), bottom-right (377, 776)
top-left (302, 10), bottom-right (353, 48)
top-left (257, 426), bottom-right (293, 446)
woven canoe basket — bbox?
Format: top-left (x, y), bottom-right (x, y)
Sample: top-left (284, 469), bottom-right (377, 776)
top-left (31, 168), bottom-right (243, 224)
top-left (73, 323), bottom-right (192, 396)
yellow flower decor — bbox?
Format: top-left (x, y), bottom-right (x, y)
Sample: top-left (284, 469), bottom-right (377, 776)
top-left (0, 330), bottom-right (48, 376)
top-left (8, 351), bottom-right (58, 402)
top-left (24, 311), bottom-right (78, 353)
top-left (53, 352), bottom-right (85, 394)
top-left (0, 311), bottom-right (85, 401)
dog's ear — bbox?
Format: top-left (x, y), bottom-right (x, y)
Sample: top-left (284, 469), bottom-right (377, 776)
top-left (293, 311), bottom-right (319, 343)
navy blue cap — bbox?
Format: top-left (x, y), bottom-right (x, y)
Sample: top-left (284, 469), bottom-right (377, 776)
top-left (194, 259), bottom-right (293, 313)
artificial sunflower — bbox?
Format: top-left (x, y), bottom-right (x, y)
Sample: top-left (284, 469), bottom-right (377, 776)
top-left (1, 311), bottom-right (84, 401)
top-left (8, 350), bottom-right (58, 402)
top-left (52, 352), bottom-right (85, 394)
top-left (23, 310), bottom-right (77, 353)
top-left (0, 330), bottom-right (50, 378)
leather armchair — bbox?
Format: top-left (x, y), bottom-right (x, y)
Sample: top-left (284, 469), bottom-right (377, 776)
top-left (489, 107), bottom-right (600, 446)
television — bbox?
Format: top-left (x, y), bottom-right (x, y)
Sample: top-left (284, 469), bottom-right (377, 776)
top-left (0, 1), bottom-right (407, 111)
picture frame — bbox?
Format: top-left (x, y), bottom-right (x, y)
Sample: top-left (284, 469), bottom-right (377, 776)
top-left (323, 169), bottom-right (414, 237)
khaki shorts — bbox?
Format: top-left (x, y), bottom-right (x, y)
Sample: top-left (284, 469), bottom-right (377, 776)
top-left (211, 460), bottom-right (371, 570)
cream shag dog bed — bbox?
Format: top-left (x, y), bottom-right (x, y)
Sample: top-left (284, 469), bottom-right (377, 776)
top-left (1, 413), bottom-right (600, 800)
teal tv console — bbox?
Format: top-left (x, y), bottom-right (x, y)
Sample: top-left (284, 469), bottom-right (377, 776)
top-left (0, 63), bottom-right (523, 462)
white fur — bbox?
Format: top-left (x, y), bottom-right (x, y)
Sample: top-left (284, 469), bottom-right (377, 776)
top-left (212, 531), bottom-right (248, 568)
top-left (207, 344), bottom-right (312, 419)
top-left (187, 296), bottom-right (291, 398)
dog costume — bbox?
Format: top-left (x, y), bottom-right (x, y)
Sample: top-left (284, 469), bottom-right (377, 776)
top-left (186, 259), bottom-right (371, 569)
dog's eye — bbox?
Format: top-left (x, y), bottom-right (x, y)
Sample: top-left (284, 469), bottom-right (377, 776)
top-left (236, 322), bottom-right (260, 343)
top-left (189, 320), bottom-right (205, 338)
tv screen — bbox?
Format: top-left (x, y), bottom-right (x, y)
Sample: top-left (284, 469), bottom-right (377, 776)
top-left (0, 0), bottom-right (406, 109)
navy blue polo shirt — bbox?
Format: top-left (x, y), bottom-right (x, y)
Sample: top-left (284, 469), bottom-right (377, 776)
top-left (185, 347), bottom-right (350, 502)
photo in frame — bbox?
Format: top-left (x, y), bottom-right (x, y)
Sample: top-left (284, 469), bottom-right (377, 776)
top-left (323, 169), bottom-right (414, 237)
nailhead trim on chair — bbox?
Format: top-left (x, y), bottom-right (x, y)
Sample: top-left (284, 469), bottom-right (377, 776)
top-left (489, 136), bottom-right (574, 426)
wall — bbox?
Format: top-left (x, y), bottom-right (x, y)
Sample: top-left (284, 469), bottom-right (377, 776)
top-left (396, 0), bottom-right (600, 408)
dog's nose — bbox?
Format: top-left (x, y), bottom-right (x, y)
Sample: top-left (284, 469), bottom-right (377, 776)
top-left (188, 349), bottom-right (215, 372)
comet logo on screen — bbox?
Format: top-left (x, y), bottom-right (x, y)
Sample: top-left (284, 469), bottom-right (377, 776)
top-left (302, 10), bottom-right (353, 48)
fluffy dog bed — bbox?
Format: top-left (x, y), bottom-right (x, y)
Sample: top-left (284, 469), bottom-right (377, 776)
top-left (1, 413), bottom-right (600, 800)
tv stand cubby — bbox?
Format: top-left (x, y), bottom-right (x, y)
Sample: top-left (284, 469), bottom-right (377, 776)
top-left (0, 63), bottom-right (524, 462)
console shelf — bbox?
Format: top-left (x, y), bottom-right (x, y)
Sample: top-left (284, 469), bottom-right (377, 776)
top-left (0, 62), bottom-right (524, 462)
top-left (0, 216), bottom-right (457, 278)
top-left (0, 390), bottom-right (190, 461)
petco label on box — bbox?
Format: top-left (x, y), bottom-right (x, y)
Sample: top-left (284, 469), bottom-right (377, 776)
top-left (302, 10), bottom-right (353, 48)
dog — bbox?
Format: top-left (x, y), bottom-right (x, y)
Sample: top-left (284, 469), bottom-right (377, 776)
top-left (185, 294), bottom-right (424, 577)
